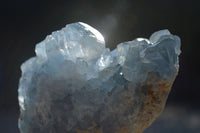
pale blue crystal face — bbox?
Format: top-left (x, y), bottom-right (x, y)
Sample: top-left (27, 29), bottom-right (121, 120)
top-left (18, 22), bottom-right (181, 133)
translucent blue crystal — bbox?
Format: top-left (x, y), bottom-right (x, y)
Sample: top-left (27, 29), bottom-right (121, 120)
top-left (18, 22), bottom-right (181, 133)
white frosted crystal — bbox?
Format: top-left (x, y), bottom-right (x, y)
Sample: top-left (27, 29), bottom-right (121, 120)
top-left (149, 29), bottom-right (171, 43)
top-left (18, 22), bottom-right (181, 133)
top-left (36, 22), bottom-right (105, 63)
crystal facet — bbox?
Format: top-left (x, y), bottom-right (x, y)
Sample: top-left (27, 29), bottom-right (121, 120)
top-left (18, 22), bottom-right (181, 133)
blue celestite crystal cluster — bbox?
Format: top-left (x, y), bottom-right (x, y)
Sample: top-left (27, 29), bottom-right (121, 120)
top-left (18, 22), bottom-right (181, 133)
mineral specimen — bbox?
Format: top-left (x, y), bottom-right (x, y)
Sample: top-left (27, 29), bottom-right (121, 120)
top-left (18, 22), bottom-right (181, 133)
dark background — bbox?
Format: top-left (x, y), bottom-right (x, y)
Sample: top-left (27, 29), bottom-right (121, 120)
top-left (0, 0), bottom-right (200, 132)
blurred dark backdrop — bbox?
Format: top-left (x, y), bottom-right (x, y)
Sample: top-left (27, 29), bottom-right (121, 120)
top-left (0, 0), bottom-right (200, 132)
